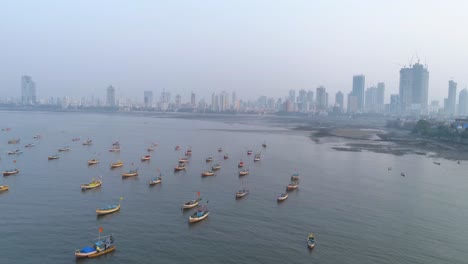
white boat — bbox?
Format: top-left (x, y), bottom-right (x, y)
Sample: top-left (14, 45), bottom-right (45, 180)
top-left (236, 189), bottom-right (249, 199)
top-left (277, 193), bottom-right (288, 201)
top-left (182, 199), bottom-right (200, 209)
top-left (149, 175), bottom-right (162, 185)
top-left (189, 208), bottom-right (209, 223)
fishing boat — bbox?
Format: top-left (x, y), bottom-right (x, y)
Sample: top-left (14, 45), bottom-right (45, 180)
top-left (8, 138), bottom-right (20, 144)
top-left (141, 155), bottom-right (151, 161)
top-left (174, 164), bottom-right (186, 172)
top-left (236, 189), bottom-right (249, 199)
top-left (182, 198), bottom-right (201, 209)
top-left (205, 157), bottom-right (213, 162)
top-left (75, 233), bottom-right (115, 258)
top-left (88, 159), bottom-right (99, 165)
top-left (277, 193), bottom-right (288, 202)
top-left (48, 155), bottom-right (60, 160)
top-left (224, 154), bottom-right (229, 160)
top-left (7, 149), bottom-right (23, 155)
top-left (82, 139), bottom-right (93, 146)
top-left (253, 153), bottom-right (261, 162)
top-left (147, 146), bottom-right (155, 152)
top-left (212, 164), bottom-right (221, 171)
top-left (96, 197), bottom-right (123, 215)
top-left (247, 150), bottom-right (253, 155)
top-left (189, 206), bottom-right (209, 223)
top-left (33, 135), bottom-right (41, 139)
top-left (401, 172), bottom-right (406, 177)
top-left (0, 185), bottom-right (8, 192)
top-left (110, 161), bottom-right (123, 168)
top-left (185, 149), bottom-right (192, 156)
top-left (122, 169), bottom-right (138, 177)
top-left (58, 146), bottom-right (70, 152)
top-left (175, 145), bottom-right (181, 150)
top-left (81, 178), bottom-right (102, 190)
top-left (307, 233), bottom-right (316, 249)
top-left (148, 175), bottom-right (162, 185)
top-left (262, 142), bottom-right (267, 148)
top-left (433, 161), bottom-right (441, 165)
top-left (239, 169), bottom-right (249, 176)
top-left (218, 147), bottom-right (223, 152)
top-left (201, 170), bottom-right (215, 177)
top-left (112, 141), bottom-right (120, 146)
top-left (3, 169), bottom-right (19, 176)
top-left (178, 157), bottom-right (189, 164)
top-left (109, 147), bottom-right (120, 152)
top-left (286, 181), bottom-right (299, 191)
top-left (72, 137), bottom-right (80, 141)
top-left (291, 173), bottom-right (299, 181)
top-left (25, 143), bottom-right (35, 148)
top-left (238, 161), bottom-right (245, 168)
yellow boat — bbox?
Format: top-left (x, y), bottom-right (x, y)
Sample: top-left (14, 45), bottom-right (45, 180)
top-left (0, 185), bottom-right (9, 192)
top-left (96, 203), bottom-right (121, 215)
top-left (88, 159), bottom-right (99, 165)
top-left (81, 178), bottom-right (102, 190)
top-left (110, 161), bottom-right (123, 169)
top-left (75, 233), bottom-right (115, 258)
top-left (122, 169), bottom-right (138, 177)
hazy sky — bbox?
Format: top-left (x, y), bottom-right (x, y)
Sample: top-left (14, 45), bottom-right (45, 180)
top-left (2, 0), bottom-right (468, 103)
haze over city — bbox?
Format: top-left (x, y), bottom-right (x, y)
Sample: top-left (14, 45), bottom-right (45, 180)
top-left (2, 0), bottom-right (468, 102)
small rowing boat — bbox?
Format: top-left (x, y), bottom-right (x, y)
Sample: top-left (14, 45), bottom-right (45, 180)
top-left (277, 193), bottom-right (288, 202)
top-left (291, 172), bottom-right (299, 181)
top-left (182, 198), bottom-right (201, 209)
top-left (174, 164), bottom-right (186, 172)
top-left (48, 155), bottom-right (60, 160)
top-left (3, 169), bottom-right (19, 176)
top-left (109, 147), bottom-right (120, 152)
top-left (0, 185), bottom-right (9, 192)
top-left (247, 150), bottom-right (253, 155)
top-left (236, 189), bottom-right (249, 199)
top-left (175, 145), bottom-right (181, 150)
top-left (72, 137), bottom-right (80, 141)
top-left (88, 159), bottom-right (99, 165)
top-left (149, 175), bottom-right (162, 185)
top-left (122, 169), bottom-right (138, 177)
top-left (211, 164), bottom-right (221, 171)
top-left (75, 232), bottom-right (115, 258)
top-left (239, 169), bottom-right (249, 176)
top-left (141, 155), bottom-right (151, 161)
top-left (7, 149), bottom-right (23, 155)
top-left (189, 205), bottom-right (209, 223)
top-left (147, 146), bottom-right (155, 152)
top-left (218, 147), bottom-right (223, 152)
top-left (238, 161), bottom-right (244, 168)
top-left (81, 178), bottom-right (102, 190)
top-left (178, 157), bottom-right (189, 164)
top-left (253, 153), bottom-right (261, 162)
top-left (433, 161), bottom-right (441, 165)
top-left (205, 157), bottom-right (213, 162)
top-left (33, 135), bottom-right (41, 139)
top-left (201, 170), bottom-right (215, 177)
top-left (185, 149), bottom-right (192, 156)
top-left (110, 161), bottom-right (123, 169)
top-left (307, 233), bottom-right (316, 249)
top-left (58, 146), bottom-right (70, 152)
top-left (262, 142), bottom-right (267, 148)
top-left (96, 197), bottom-right (123, 215)
top-left (25, 143), bottom-right (35, 148)
top-left (82, 139), bottom-right (93, 146)
top-left (286, 181), bottom-right (299, 191)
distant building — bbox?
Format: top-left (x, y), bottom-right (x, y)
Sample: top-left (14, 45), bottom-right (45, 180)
top-left (389, 94), bottom-right (400, 115)
top-left (352, 75), bottom-right (365, 111)
top-left (335, 91), bottom-right (344, 112)
top-left (297, 89), bottom-right (307, 112)
top-left (447, 80), bottom-right (457, 117)
top-left (429, 100), bottom-right (440, 115)
top-left (289, 90), bottom-right (296, 103)
top-left (347, 93), bottom-right (358, 113)
top-left (144, 91), bottom-right (153, 108)
top-left (21, 75), bottom-right (36, 105)
top-left (175, 94), bottom-right (181, 108)
top-left (106, 86), bottom-right (116, 107)
top-left (376, 82), bottom-right (385, 112)
top-left (398, 63), bottom-right (429, 114)
top-left (316, 86), bottom-right (328, 111)
top-left (458, 89), bottom-right (468, 116)
top-left (365, 87), bottom-right (377, 113)
top-left (191, 92), bottom-right (196, 107)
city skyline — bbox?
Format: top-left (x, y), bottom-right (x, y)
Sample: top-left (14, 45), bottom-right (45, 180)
top-left (1, 1), bottom-right (468, 102)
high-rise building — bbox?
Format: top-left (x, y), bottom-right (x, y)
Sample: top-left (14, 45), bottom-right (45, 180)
top-left (335, 91), bottom-right (344, 111)
top-left (376, 82), bottom-right (385, 112)
top-left (447, 80), bottom-right (457, 117)
top-left (289, 90), bottom-right (296, 103)
top-left (316, 86), bottom-right (328, 111)
top-left (21, 75), bottom-right (36, 105)
top-left (106, 86), bottom-right (116, 107)
top-left (365, 87), bottom-right (378, 113)
top-left (398, 63), bottom-right (429, 114)
top-left (390, 94), bottom-right (400, 115)
top-left (347, 93), bottom-right (358, 113)
top-left (144, 91), bottom-right (153, 108)
top-left (458, 89), bottom-right (468, 116)
top-left (231, 92), bottom-right (236, 108)
top-left (352, 75), bottom-right (365, 111)
top-left (297, 89), bottom-right (307, 112)
top-left (191, 92), bottom-right (196, 107)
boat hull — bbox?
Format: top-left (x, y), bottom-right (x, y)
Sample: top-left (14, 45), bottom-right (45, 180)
top-left (96, 205), bottom-right (120, 215)
top-left (88, 246), bottom-right (115, 258)
top-left (3, 170), bottom-right (19, 176)
top-left (122, 172), bottom-right (138, 177)
top-left (189, 212), bottom-right (209, 223)
top-left (81, 181), bottom-right (102, 190)
top-left (149, 180), bottom-right (161, 185)
top-left (182, 202), bottom-right (199, 209)
top-left (0, 186), bottom-right (9, 192)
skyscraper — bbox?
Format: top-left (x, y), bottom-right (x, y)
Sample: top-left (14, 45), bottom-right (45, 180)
top-left (365, 87), bottom-right (377, 113)
top-left (21, 75), bottom-right (36, 105)
top-left (191, 92), bottom-right (196, 107)
top-left (352, 75), bottom-right (365, 111)
top-left (347, 93), bottom-right (358, 113)
top-left (289, 90), bottom-right (296, 103)
top-left (376, 82), bottom-right (385, 112)
top-left (335, 91), bottom-right (344, 111)
top-left (175, 94), bottom-right (181, 108)
top-left (316, 86), bottom-right (328, 111)
top-left (144, 91), bottom-right (153, 108)
top-left (398, 63), bottom-right (429, 114)
top-left (390, 94), bottom-right (400, 115)
top-left (106, 86), bottom-right (116, 107)
top-left (458, 89), bottom-right (468, 116)
top-left (447, 80), bottom-right (457, 117)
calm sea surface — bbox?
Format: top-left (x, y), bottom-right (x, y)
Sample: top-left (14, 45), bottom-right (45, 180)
top-left (0, 111), bottom-right (467, 264)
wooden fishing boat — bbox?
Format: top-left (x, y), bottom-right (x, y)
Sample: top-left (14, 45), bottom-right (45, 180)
top-left (25, 143), bottom-right (35, 148)
top-left (182, 199), bottom-right (200, 209)
top-left (286, 182), bottom-right (299, 191)
top-left (175, 145), bottom-right (181, 150)
top-left (72, 137), bottom-right (80, 141)
top-left (247, 150), bottom-right (253, 155)
top-left (122, 169), bottom-right (138, 177)
top-left (110, 161), bottom-right (123, 168)
top-left (8, 138), bottom-right (20, 144)
top-left (185, 149), bottom-right (192, 156)
top-left (3, 169), bottom-right (19, 176)
top-left (82, 139), bottom-right (93, 146)
top-left (212, 164), bottom-right (221, 171)
top-left (307, 233), bottom-right (316, 249)
top-left (7, 149), bottom-right (23, 155)
top-left (238, 161), bottom-right (245, 168)
top-left (96, 203), bottom-right (121, 215)
top-left (48, 155), bottom-right (60, 160)
top-left (112, 141), bottom-right (120, 146)
top-left (224, 154), bottom-right (229, 160)
top-left (178, 158), bottom-right (189, 164)
top-left (0, 185), bottom-right (9, 192)
top-left (201, 171), bottom-right (215, 177)
top-left (58, 146), bottom-right (70, 152)
top-left (141, 155), bottom-right (151, 161)
top-left (75, 234), bottom-right (115, 258)
top-left (88, 159), bottom-right (99, 165)
top-left (109, 147), bottom-right (120, 152)
top-left (189, 207), bottom-right (209, 223)
top-left (218, 147), bottom-right (223, 152)
top-left (236, 189), bottom-right (249, 199)
top-left (147, 146), bottom-right (155, 152)
top-left (277, 193), bottom-right (288, 201)
top-left (239, 169), bottom-right (249, 176)
top-left (205, 157), bottom-right (213, 162)
top-left (291, 173), bottom-right (299, 181)
top-left (81, 178), bottom-right (102, 190)
top-left (253, 153), bottom-right (261, 162)
top-left (148, 175), bottom-right (162, 185)
top-left (33, 135), bottom-right (41, 139)
top-left (174, 164), bottom-right (186, 172)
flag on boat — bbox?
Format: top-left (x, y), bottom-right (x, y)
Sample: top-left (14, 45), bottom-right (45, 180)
top-left (98, 227), bottom-right (103, 233)
top-left (197, 192), bottom-right (200, 196)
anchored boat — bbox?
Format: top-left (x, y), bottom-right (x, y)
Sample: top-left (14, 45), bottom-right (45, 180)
top-left (81, 178), bottom-right (102, 190)
top-left (7, 149), bottom-right (23, 155)
top-left (122, 169), bottom-right (138, 177)
top-left (3, 169), bottom-right (19, 176)
top-left (307, 233), bottom-right (316, 249)
top-left (149, 175), bottom-right (162, 186)
top-left (82, 139), bottom-right (93, 146)
top-left (239, 169), bottom-right (249, 176)
top-left (277, 193), bottom-right (288, 202)
top-left (211, 164), bottom-right (221, 171)
top-left (236, 189), bottom-right (249, 199)
top-left (238, 161), bottom-right (245, 168)
top-left (253, 153), bottom-right (261, 162)
top-left (48, 155), bottom-right (60, 160)
top-left (0, 185), bottom-right (9, 192)
top-left (201, 170), bottom-right (215, 177)
top-left (189, 204), bottom-right (209, 223)
top-left (110, 161), bottom-right (124, 169)
top-left (88, 159), bottom-right (99, 165)
top-left (75, 231), bottom-right (115, 258)
top-left (174, 164), bottom-right (186, 172)
top-left (141, 155), bottom-right (151, 161)
top-left (286, 181), bottom-right (299, 191)
top-left (182, 198), bottom-right (201, 209)
top-left (96, 197), bottom-right (123, 215)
